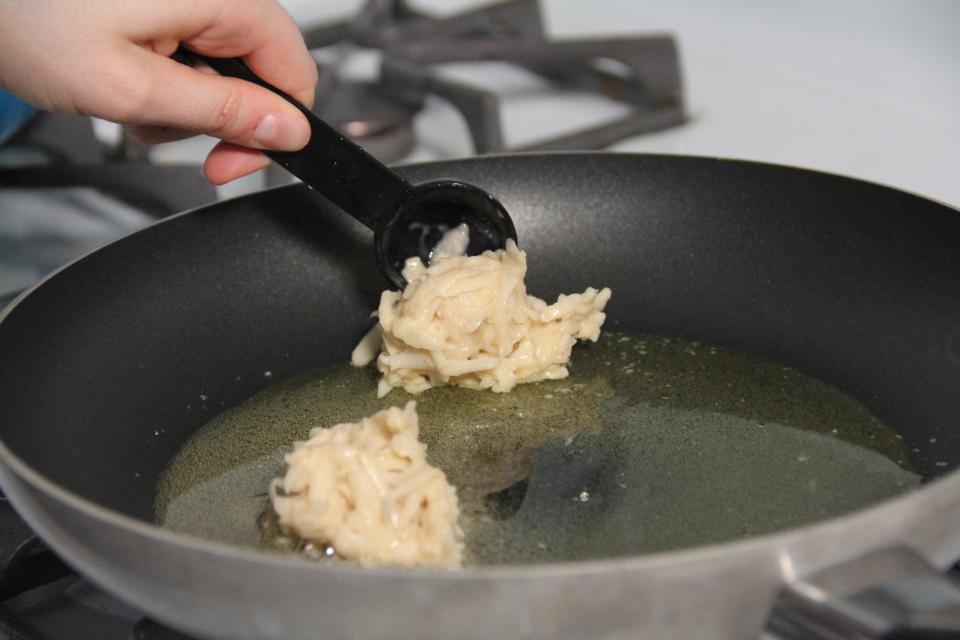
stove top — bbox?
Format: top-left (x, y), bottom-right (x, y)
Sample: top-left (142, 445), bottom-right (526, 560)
top-left (259, 0), bottom-right (687, 188)
top-left (0, 495), bottom-right (192, 640)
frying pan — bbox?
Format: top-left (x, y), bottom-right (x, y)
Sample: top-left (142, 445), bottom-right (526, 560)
top-left (1, 153), bottom-right (959, 639)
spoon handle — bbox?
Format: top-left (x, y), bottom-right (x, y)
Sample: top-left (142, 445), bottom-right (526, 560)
top-left (173, 47), bottom-right (412, 231)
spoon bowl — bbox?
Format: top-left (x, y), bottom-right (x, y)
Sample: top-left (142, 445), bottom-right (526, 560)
top-left (375, 180), bottom-right (517, 288)
top-left (174, 47), bottom-right (517, 289)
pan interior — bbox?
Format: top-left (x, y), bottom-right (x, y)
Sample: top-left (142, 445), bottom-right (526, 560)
top-left (157, 330), bottom-right (919, 565)
top-left (1, 153), bottom-right (958, 540)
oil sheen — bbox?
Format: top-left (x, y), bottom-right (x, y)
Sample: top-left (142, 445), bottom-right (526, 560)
top-left (156, 332), bottom-right (920, 565)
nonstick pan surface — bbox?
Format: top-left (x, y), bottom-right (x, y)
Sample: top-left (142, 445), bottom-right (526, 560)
top-left (1, 153), bottom-right (959, 639)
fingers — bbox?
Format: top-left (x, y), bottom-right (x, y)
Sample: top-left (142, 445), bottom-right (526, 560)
top-left (203, 140), bottom-right (272, 184)
top-left (125, 124), bottom-right (196, 145)
top-left (125, 115), bottom-right (276, 185)
top-left (113, 0), bottom-right (319, 182)
top-left (122, 0), bottom-right (318, 108)
top-left (122, 47), bottom-right (311, 152)
top-left (181, 0), bottom-right (318, 108)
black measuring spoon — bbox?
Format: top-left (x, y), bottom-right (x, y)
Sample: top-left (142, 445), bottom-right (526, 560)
top-left (173, 47), bottom-right (517, 289)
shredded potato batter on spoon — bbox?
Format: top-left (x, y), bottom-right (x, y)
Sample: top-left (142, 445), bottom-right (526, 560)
top-left (353, 226), bottom-right (612, 397)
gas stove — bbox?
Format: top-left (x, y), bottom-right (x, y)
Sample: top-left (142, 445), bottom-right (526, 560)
top-left (30, 0), bottom-right (954, 206)
top-left (300, 0), bottom-right (684, 159)
top-left (163, 0), bottom-right (687, 191)
top-left (0, 495), bottom-right (190, 640)
top-left (1, 1), bottom-right (958, 639)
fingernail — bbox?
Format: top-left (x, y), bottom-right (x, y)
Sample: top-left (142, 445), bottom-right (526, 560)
top-left (252, 113), bottom-right (310, 151)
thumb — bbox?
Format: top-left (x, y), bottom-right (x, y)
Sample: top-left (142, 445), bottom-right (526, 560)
top-left (121, 50), bottom-right (311, 151)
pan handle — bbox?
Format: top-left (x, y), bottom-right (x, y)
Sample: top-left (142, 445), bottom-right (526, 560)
top-left (762, 546), bottom-right (960, 639)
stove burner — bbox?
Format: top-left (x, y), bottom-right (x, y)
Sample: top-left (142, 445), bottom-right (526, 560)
top-left (321, 81), bottom-right (416, 161)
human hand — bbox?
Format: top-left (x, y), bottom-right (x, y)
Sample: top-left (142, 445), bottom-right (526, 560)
top-left (0, 0), bottom-right (317, 184)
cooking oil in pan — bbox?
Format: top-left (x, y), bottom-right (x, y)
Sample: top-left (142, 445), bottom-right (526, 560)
top-left (156, 332), bottom-right (919, 565)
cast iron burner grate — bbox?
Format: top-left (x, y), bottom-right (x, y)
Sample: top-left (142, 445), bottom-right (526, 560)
top-left (298, 0), bottom-right (685, 165)
top-left (0, 492), bottom-right (193, 640)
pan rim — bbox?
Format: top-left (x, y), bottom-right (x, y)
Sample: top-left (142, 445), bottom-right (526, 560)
top-left (1, 150), bottom-right (958, 581)
top-left (2, 424), bottom-right (959, 580)
top-left (400, 150), bottom-right (960, 214)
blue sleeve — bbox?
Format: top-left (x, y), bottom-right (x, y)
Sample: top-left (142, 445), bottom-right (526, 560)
top-left (0, 89), bottom-right (38, 145)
